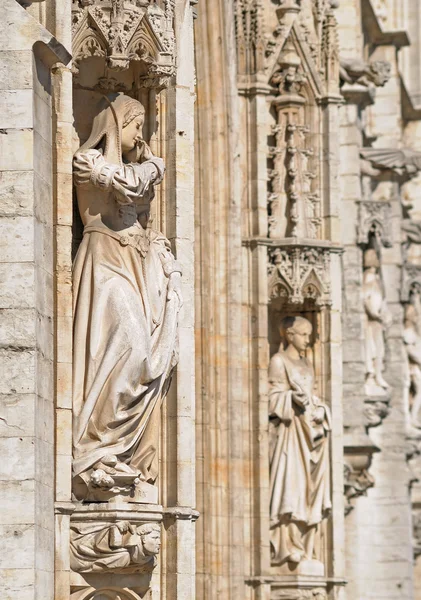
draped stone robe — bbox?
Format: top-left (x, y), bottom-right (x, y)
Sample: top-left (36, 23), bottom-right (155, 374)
top-left (269, 351), bottom-right (331, 564)
top-left (72, 149), bottom-right (180, 490)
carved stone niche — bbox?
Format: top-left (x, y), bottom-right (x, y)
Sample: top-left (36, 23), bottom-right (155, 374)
top-left (72, 0), bottom-right (175, 92)
top-left (268, 243), bottom-right (338, 307)
top-left (357, 200), bottom-right (392, 248)
top-left (343, 430), bottom-right (380, 515)
top-left (70, 504), bottom-right (163, 599)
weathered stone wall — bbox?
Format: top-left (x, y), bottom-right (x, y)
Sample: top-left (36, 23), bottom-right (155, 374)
top-left (0, 2), bottom-right (70, 598)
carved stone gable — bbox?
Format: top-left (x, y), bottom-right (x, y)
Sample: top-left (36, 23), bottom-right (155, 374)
top-left (268, 243), bottom-right (335, 306)
top-left (357, 200), bottom-right (392, 247)
top-left (72, 0), bottom-right (175, 90)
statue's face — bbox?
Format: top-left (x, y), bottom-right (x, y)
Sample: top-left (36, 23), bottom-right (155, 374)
top-left (288, 323), bottom-right (312, 353)
top-left (141, 529), bottom-right (161, 556)
top-left (121, 114), bottom-right (144, 154)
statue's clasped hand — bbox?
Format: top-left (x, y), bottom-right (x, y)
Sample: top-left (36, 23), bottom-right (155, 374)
top-left (291, 390), bottom-right (310, 411)
top-left (312, 406), bottom-right (325, 424)
top-left (167, 272), bottom-right (183, 307)
top-left (126, 139), bottom-right (154, 164)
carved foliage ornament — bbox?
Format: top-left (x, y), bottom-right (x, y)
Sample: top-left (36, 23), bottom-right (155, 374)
top-left (72, 0), bottom-right (175, 88)
top-left (268, 245), bottom-right (332, 306)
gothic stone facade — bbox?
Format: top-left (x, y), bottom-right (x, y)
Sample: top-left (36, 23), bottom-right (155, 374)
top-left (1, 0), bottom-right (421, 599)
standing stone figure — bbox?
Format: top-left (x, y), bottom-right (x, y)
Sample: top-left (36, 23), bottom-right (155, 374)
top-left (404, 295), bottom-right (421, 429)
top-left (72, 94), bottom-right (182, 500)
top-left (269, 316), bottom-right (331, 568)
top-left (363, 248), bottom-right (392, 396)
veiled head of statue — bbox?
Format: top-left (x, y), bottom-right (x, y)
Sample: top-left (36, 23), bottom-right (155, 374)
top-left (281, 315), bottom-right (312, 352)
top-left (78, 94), bottom-right (146, 166)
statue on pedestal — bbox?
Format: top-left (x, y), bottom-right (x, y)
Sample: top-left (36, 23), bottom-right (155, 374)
top-left (72, 94), bottom-right (182, 502)
top-left (363, 249), bottom-right (392, 396)
top-left (269, 316), bottom-right (331, 571)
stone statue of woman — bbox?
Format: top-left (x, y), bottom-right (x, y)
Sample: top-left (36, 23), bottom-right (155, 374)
top-left (269, 316), bottom-right (331, 570)
top-left (72, 94), bottom-right (182, 501)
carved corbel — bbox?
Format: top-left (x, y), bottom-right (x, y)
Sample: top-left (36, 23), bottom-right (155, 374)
top-left (268, 244), bottom-right (335, 306)
top-left (340, 58), bottom-right (391, 106)
top-left (340, 58), bottom-right (391, 88)
top-left (70, 520), bottom-right (161, 574)
top-left (344, 431), bottom-right (379, 515)
top-left (364, 396), bottom-right (390, 428)
top-left (357, 200), bottom-right (392, 248)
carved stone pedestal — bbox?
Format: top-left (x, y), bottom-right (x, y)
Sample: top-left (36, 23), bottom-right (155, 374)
top-left (70, 503), bottom-right (163, 599)
top-left (269, 575), bottom-right (328, 599)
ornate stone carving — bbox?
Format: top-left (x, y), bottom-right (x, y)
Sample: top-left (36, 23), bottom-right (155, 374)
top-left (70, 521), bottom-right (160, 573)
top-left (360, 147), bottom-right (421, 179)
top-left (268, 245), bottom-right (332, 306)
top-left (343, 462), bottom-right (375, 515)
top-left (268, 45), bottom-right (321, 240)
top-left (340, 58), bottom-right (391, 87)
top-left (357, 200), bottom-right (392, 248)
top-left (269, 316), bottom-right (331, 573)
top-left (364, 397), bottom-right (390, 428)
top-left (235, 0), bottom-right (266, 76)
top-left (343, 431), bottom-right (379, 514)
top-left (72, 94), bottom-right (182, 502)
top-left (363, 248), bottom-right (392, 396)
top-left (72, 0), bottom-right (175, 90)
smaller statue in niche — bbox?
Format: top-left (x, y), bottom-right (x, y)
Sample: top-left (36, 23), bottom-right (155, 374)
top-left (363, 248), bottom-right (392, 396)
top-left (70, 521), bottom-right (161, 574)
top-left (404, 293), bottom-right (421, 429)
top-left (269, 316), bottom-right (331, 571)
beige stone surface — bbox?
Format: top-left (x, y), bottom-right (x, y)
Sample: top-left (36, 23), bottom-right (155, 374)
top-left (2, 0), bottom-right (421, 599)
